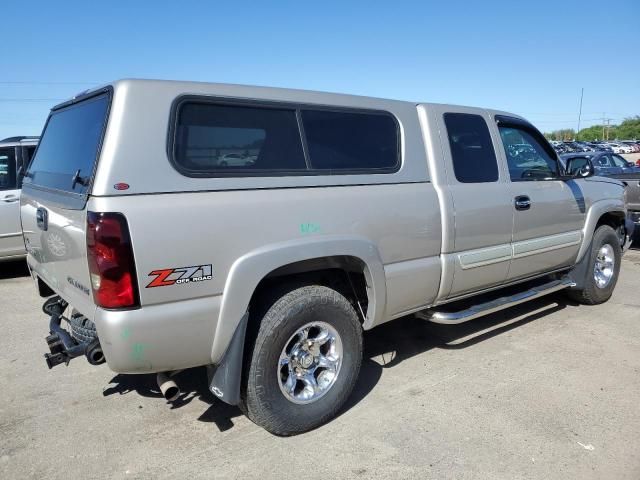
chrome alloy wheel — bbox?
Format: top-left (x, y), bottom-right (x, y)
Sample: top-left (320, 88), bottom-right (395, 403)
top-left (278, 321), bottom-right (343, 404)
top-left (594, 243), bottom-right (615, 289)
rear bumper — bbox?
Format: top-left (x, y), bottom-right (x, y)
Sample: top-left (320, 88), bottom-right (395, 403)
top-left (92, 294), bottom-right (221, 373)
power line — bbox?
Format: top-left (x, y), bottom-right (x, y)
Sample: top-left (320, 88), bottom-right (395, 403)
top-left (0, 81), bottom-right (101, 85)
top-left (0, 98), bottom-right (64, 102)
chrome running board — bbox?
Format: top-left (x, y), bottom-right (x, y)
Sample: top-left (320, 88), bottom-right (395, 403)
top-left (416, 278), bottom-right (576, 325)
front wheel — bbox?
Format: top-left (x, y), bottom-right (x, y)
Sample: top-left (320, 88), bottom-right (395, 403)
top-left (567, 225), bottom-right (621, 305)
top-left (243, 285), bottom-right (363, 436)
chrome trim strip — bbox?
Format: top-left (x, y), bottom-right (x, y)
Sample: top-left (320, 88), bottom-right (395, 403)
top-left (512, 231), bottom-right (582, 259)
top-left (458, 244), bottom-right (512, 270)
top-left (457, 230), bottom-right (582, 270)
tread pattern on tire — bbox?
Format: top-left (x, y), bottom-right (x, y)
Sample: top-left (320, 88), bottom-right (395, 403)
top-left (244, 284), bottom-right (363, 436)
top-left (68, 314), bottom-right (97, 344)
top-left (567, 225), bottom-right (621, 305)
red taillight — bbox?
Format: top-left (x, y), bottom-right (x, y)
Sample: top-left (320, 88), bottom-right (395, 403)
top-left (87, 212), bottom-right (140, 309)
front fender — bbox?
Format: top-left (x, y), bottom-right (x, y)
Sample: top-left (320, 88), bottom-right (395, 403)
top-left (210, 235), bottom-right (386, 364)
top-left (577, 198), bottom-right (625, 262)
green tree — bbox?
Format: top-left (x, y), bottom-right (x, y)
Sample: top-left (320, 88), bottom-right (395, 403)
top-left (614, 116), bottom-right (640, 140)
top-left (576, 125), bottom-right (607, 141)
top-left (543, 129), bottom-right (576, 141)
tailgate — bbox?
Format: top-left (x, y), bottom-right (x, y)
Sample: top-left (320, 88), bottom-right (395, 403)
top-left (22, 190), bottom-right (95, 318)
top-left (20, 90), bottom-right (112, 320)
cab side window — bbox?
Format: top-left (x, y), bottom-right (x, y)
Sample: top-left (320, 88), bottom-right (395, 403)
top-left (444, 113), bottom-right (499, 183)
top-left (0, 148), bottom-right (17, 191)
top-left (498, 126), bottom-right (559, 181)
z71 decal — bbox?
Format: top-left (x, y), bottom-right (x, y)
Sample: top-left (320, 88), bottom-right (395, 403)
top-left (146, 264), bottom-right (213, 288)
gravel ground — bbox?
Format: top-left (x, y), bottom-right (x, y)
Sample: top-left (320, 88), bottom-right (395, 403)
top-left (1, 246), bottom-right (639, 479)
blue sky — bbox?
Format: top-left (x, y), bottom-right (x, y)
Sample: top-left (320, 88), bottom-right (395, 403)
top-left (2, 0), bottom-right (638, 138)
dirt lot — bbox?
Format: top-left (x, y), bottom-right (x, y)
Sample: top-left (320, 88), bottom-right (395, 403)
top-left (1, 246), bottom-right (639, 480)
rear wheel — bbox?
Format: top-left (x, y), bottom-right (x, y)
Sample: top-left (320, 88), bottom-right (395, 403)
top-left (567, 225), bottom-right (621, 305)
top-left (243, 285), bottom-right (362, 436)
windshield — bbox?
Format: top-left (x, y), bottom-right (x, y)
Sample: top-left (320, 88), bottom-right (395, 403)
top-left (26, 92), bottom-right (110, 194)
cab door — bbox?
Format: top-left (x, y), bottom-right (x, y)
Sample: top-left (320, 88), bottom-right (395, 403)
top-left (435, 107), bottom-right (514, 298)
top-left (0, 146), bottom-right (23, 258)
top-left (494, 116), bottom-right (585, 281)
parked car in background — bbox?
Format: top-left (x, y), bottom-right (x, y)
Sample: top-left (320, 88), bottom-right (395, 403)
top-left (588, 142), bottom-right (613, 152)
top-left (0, 136), bottom-right (38, 261)
top-left (218, 152), bottom-right (256, 167)
top-left (550, 141), bottom-right (568, 154)
top-left (573, 142), bottom-right (594, 152)
top-left (560, 152), bottom-right (639, 176)
top-left (561, 152), bottom-right (640, 236)
top-left (621, 141), bottom-right (640, 153)
top-left (607, 142), bottom-right (634, 154)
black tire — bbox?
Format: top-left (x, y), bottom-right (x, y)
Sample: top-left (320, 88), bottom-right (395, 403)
top-left (243, 285), bottom-right (363, 436)
top-left (567, 225), bottom-right (621, 305)
top-left (68, 313), bottom-right (98, 344)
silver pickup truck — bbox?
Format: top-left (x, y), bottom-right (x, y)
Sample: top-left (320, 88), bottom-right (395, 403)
top-left (20, 79), bottom-right (634, 436)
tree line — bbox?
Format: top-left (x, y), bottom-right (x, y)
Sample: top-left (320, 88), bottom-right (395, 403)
top-left (543, 116), bottom-right (640, 142)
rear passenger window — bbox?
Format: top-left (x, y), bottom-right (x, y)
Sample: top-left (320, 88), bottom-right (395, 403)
top-left (173, 102), bottom-right (307, 174)
top-left (300, 110), bottom-right (399, 171)
top-left (444, 113), bottom-right (499, 183)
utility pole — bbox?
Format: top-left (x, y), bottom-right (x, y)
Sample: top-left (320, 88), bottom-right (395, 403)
top-left (600, 114), bottom-right (614, 141)
top-left (576, 87), bottom-right (584, 140)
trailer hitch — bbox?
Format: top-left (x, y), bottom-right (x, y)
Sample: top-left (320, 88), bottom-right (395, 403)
top-left (43, 296), bottom-right (105, 368)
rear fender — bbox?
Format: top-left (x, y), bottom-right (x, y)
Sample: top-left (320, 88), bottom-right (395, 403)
top-left (210, 235), bottom-right (386, 365)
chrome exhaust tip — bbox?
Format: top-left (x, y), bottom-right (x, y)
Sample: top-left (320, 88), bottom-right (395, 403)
top-left (157, 372), bottom-right (180, 402)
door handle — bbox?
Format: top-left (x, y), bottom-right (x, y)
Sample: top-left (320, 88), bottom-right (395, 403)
top-left (515, 195), bottom-right (531, 211)
top-left (36, 207), bottom-right (49, 231)
top-left (2, 195), bottom-right (18, 203)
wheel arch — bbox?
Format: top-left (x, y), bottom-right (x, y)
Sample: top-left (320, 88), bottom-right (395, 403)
top-left (576, 199), bottom-right (625, 263)
top-left (210, 235), bottom-right (386, 365)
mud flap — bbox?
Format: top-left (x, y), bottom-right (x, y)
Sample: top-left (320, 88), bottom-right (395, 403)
top-left (206, 312), bottom-right (249, 405)
top-left (568, 237), bottom-right (594, 291)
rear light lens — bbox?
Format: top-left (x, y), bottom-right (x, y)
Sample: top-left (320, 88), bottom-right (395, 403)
top-left (87, 212), bottom-right (140, 309)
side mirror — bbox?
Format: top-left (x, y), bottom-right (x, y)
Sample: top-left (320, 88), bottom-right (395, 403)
top-left (565, 157), bottom-right (594, 178)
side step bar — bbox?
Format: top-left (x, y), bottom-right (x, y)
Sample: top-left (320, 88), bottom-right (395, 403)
top-left (416, 278), bottom-right (576, 325)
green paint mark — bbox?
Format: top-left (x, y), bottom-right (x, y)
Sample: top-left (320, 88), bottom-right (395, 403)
top-left (121, 327), bottom-right (131, 340)
top-left (300, 223), bottom-right (321, 235)
top-left (131, 343), bottom-right (146, 362)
